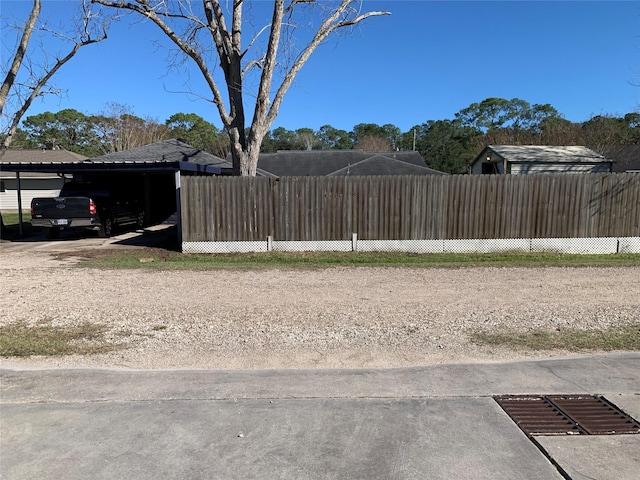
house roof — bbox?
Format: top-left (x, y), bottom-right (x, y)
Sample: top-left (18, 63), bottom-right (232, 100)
top-left (599, 145), bottom-right (640, 172)
top-left (0, 149), bottom-right (88, 163)
top-left (255, 150), bottom-right (446, 177)
top-left (0, 149), bottom-right (88, 179)
top-left (0, 139), bottom-right (229, 175)
top-left (473, 145), bottom-right (612, 166)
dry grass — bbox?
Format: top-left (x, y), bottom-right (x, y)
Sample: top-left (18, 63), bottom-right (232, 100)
top-left (471, 323), bottom-right (640, 352)
top-left (0, 321), bottom-right (126, 357)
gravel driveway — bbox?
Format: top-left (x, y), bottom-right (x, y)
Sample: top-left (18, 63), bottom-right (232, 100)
top-left (1, 248), bottom-right (638, 370)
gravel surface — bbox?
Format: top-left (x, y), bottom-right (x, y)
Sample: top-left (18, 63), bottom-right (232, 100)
top-left (1, 250), bottom-right (639, 370)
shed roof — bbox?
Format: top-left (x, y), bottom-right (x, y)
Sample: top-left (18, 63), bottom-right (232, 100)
top-left (0, 139), bottom-right (228, 174)
top-left (477, 145), bottom-right (611, 164)
top-left (255, 150), bottom-right (446, 177)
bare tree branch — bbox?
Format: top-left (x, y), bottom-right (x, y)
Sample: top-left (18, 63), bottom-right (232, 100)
top-left (94, 0), bottom-right (232, 125)
top-left (1, 0), bottom-right (109, 148)
top-left (266, 5), bottom-right (389, 129)
top-left (92, 0), bottom-right (389, 176)
top-left (0, 0), bottom-right (41, 117)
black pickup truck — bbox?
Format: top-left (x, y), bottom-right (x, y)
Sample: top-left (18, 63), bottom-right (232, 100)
top-left (31, 181), bottom-right (145, 239)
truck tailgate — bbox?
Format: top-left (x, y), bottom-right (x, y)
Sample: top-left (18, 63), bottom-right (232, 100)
top-left (31, 197), bottom-right (93, 219)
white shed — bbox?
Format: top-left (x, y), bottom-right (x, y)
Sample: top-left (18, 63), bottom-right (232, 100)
top-left (470, 145), bottom-right (613, 175)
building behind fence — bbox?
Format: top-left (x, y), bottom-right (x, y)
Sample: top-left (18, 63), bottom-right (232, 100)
top-left (180, 173), bottom-right (640, 253)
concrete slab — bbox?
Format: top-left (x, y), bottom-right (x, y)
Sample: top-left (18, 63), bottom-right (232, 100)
top-left (1, 397), bottom-right (563, 480)
top-left (1, 353), bottom-right (638, 480)
top-left (0, 223), bottom-right (178, 254)
top-left (536, 435), bottom-right (640, 480)
top-left (610, 394), bottom-right (640, 421)
top-left (2, 353), bottom-right (638, 403)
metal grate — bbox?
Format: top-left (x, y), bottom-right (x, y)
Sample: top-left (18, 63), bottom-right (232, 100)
top-left (495, 395), bottom-right (640, 437)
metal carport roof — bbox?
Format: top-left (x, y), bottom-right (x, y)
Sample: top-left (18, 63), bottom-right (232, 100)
top-left (1, 139), bottom-right (230, 240)
top-left (0, 139), bottom-right (229, 175)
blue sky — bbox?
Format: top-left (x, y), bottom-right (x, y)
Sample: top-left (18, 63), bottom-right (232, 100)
top-left (2, 1), bottom-right (639, 133)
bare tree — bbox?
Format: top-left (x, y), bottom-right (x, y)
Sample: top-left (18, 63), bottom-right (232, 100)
top-left (0, 0), bottom-right (108, 148)
top-left (94, 102), bottom-right (171, 153)
top-left (92, 0), bottom-right (389, 176)
top-left (296, 128), bottom-right (317, 150)
top-left (354, 134), bottom-right (392, 152)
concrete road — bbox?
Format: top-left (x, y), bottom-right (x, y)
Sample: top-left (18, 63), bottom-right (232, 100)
top-left (2, 353), bottom-right (639, 479)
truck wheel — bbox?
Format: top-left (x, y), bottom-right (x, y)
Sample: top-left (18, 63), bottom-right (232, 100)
top-left (99, 218), bottom-right (114, 238)
top-left (44, 227), bottom-right (60, 239)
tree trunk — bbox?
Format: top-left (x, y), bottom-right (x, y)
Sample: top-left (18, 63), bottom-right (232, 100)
top-left (229, 132), bottom-right (261, 177)
top-left (91, 0), bottom-right (389, 176)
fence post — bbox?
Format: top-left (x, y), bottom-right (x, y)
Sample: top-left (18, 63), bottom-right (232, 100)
top-left (352, 233), bottom-right (358, 251)
top-left (175, 170), bottom-right (182, 246)
top-left (267, 235), bottom-right (273, 251)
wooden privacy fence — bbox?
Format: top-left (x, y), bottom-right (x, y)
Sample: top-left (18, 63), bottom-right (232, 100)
top-left (180, 173), bottom-right (640, 242)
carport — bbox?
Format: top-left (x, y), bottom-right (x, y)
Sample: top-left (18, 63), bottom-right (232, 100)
top-left (0, 139), bottom-right (231, 243)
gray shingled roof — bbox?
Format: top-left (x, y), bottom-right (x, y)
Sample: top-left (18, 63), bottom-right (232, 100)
top-left (255, 150), bottom-right (446, 177)
top-left (600, 145), bottom-right (640, 172)
top-left (484, 145), bottom-right (610, 163)
top-left (0, 139), bottom-right (229, 174)
top-left (89, 139), bottom-right (232, 169)
top-left (0, 149), bottom-right (87, 179)
top-left (0, 148), bottom-right (87, 163)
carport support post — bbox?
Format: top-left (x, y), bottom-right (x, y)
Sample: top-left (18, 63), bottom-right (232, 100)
top-left (175, 170), bottom-right (182, 247)
top-left (143, 173), bottom-right (151, 227)
top-left (16, 172), bottom-right (23, 237)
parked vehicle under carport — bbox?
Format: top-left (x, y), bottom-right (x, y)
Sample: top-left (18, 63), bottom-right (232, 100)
top-left (31, 180), bottom-right (145, 239)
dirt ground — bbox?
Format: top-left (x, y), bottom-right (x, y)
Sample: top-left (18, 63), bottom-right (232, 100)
top-left (1, 247), bottom-right (639, 370)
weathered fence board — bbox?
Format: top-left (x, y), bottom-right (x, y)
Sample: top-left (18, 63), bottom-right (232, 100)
top-left (181, 173), bottom-right (640, 242)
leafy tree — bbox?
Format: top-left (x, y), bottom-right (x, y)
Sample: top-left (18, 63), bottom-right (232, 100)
top-left (455, 97), bottom-right (561, 133)
top-left (1, 0), bottom-right (108, 148)
top-left (21, 105), bottom-right (172, 156)
top-left (21, 109), bottom-right (98, 155)
top-left (261, 127), bottom-right (319, 151)
top-left (166, 112), bottom-right (221, 152)
top-left (316, 124), bottom-right (352, 150)
top-left (262, 127), bottom-right (298, 152)
top-left (382, 124), bottom-right (402, 150)
top-left (624, 112), bottom-right (640, 130)
top-left (414, 120), bottom-right (479, 174)
top-left (92, 0), bottom-right (389, 176)
top-left (351, 123), bottom-right (385, 144)
top-left (0, 128), bottom-right (34, 150)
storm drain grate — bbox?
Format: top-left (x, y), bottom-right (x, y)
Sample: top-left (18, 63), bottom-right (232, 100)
top-left (494, 395), bottom-right (640, 436)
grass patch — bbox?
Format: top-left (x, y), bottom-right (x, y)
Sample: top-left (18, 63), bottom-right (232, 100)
top-left (58, 248), bottom-right (640, 270)
top-left (0, 211), bottom-right (34, 239)
top-left (471, 323), bottom-right (640, 352)
top-left (0, 321), bottom-right (125, 357)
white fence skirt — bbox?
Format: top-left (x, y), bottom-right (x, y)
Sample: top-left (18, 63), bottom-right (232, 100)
top-left (182, 241), bottom-right (268, 254)
top-left (182, 236), bottom-right (640, 254)
top-left (619, 237), bottom-right (640, 253)
top-left (530, 237), bottom-right (619, 254)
